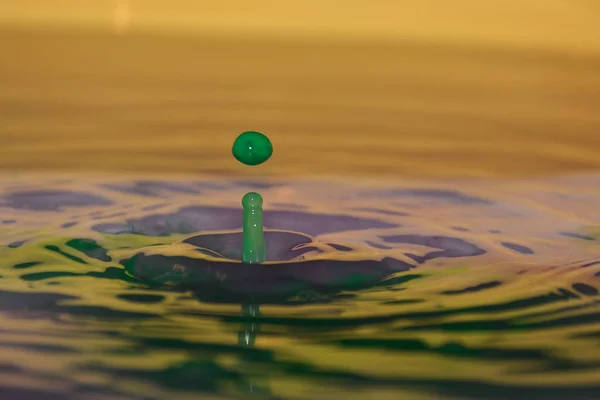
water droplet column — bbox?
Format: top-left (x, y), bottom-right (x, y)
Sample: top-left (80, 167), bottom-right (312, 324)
top-left (242, 192), bottom-right (266, 263)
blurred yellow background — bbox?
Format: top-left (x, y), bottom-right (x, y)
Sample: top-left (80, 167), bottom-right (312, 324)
top-left (2, 0), bottom-right (600, 53)
top-left (1, 1), bottom-right (599, 179)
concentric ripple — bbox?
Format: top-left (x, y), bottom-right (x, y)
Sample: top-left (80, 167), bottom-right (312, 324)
top-left (121, 229), bottom-right (413, 302)
top-left (0, 173), bottom-right (599, 400)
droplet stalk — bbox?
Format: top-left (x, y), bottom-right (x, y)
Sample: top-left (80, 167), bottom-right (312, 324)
top-left (242, 192), bottom-right (266, 263)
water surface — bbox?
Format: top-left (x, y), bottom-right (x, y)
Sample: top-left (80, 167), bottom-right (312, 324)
top-left (0, 173), bottom-right (599, 399)
top-left (2, 28), bottom-right (600, 399)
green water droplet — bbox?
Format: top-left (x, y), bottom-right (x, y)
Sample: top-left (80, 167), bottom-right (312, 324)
top-left (242, 192), bottom-right (266, 264)
top-left (232, 131), bottom-right (273, 166)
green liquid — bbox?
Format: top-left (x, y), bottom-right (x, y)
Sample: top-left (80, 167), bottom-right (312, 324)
top-left (233, 131), bottom-right (272, 263)
top-left (242, 192), bottom-right (266, 264)
top-left (232, 131), bottom-right (273, 166)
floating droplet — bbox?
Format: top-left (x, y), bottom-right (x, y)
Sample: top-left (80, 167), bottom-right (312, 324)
top-left (232, 131), bottom-right (273, 166)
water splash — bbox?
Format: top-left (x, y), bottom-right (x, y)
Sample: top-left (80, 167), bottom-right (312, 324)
top-left (1, 173), bottom-right (600, 399)
top-left (233, 131), bottom-right (273, 263)
top-left (241, 192), bottom-right (266, 264)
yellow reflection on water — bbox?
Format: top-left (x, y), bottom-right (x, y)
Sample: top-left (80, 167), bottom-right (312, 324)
top-left (0, 2), bottom-right (599, 179)
top-left (1, 3), bottom-right (600, 399)
top-left (0, 28), bottom-right (599, 179)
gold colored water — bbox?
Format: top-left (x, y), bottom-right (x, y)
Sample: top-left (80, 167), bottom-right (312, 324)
top-left (1, 28), bottom-right (600, 399)
top-left (1, 29), bottom-right (600, 178)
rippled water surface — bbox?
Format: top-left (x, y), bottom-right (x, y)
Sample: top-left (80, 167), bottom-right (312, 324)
top-left (2, 26), bottom-right (600, 399)
top-left (0, 173), bottom-right (599, 399)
